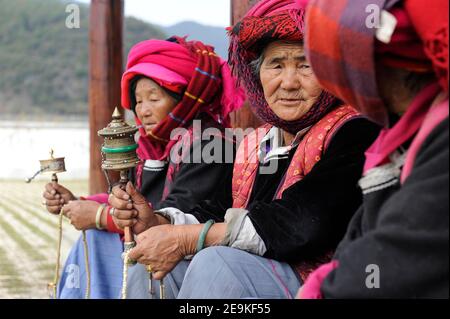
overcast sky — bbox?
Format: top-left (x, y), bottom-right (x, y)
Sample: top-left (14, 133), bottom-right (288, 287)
top-left (77, 0), bottom-right (231, 27)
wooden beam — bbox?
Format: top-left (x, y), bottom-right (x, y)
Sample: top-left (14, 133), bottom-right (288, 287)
top-left (89, 0), bottom-right (124, 194)
top-left (230, 0), bottom-right (263, 130)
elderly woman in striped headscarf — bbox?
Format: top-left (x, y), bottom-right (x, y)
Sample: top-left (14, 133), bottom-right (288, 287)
top-left (299, 0), bottom-right (448, 298)
top-left (122, 0), bottom-right (379, 299)
top-left (42, 36), bottom-right (244, 298)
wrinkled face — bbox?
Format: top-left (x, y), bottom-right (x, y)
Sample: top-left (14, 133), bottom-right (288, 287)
top-left (260, 41), bottom-right (322, 122)
top-left (134, 77), bottom-right (178, 134)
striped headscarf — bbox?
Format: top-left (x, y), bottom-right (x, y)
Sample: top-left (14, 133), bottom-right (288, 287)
top-left (122, 36), bottom-right (245, 160)
top-left (228, 0), bottom-right (339, 134)
top-left (304, 0), bottom-right (448, 126)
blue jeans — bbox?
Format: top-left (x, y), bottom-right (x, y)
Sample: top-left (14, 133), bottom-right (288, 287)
top-left (58, 230), bottom-right (123, 299)
top-left (126, 246), bottom-right (301, 299)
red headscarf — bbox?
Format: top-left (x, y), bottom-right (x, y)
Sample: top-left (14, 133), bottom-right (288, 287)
top-left (228, 0), bottom-right (340, 135)
top-left (304, 0), bottom-right (448, 126)
top-left (403, 0), bottom-right (448, 92)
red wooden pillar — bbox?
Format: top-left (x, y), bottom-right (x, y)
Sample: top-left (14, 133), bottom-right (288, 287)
top-left (230, 0), bottom-right (262, 129)
top-left (89, 0), bottom-right (124, 194)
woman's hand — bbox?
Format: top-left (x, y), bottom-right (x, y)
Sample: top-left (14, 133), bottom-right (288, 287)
top-left (62, 200), bottom-right (100, 231)
top-left (42, 183), bottom-right (76, 214)
top-left (109, 182), bottom-right (162, 235)
top-left (128, 224), bottom-right (194, 280)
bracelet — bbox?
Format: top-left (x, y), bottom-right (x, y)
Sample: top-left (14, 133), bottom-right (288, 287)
top-left (106, 207), bottom-right (124, 234)
top-left (95, 203), bottom-right (107, 230)
top-left (196, 219), bottom-right (215, 253)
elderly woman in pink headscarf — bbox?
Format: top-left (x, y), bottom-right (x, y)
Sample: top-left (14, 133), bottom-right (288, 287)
top-left (42, 36), bottom-right (244, 299)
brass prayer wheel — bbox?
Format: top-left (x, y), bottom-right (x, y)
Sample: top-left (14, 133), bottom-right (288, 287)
top-left (98, 107), bottom-right (140, 254)
top-left (25, 148), bottom-right (67, 299)
top-left (26, 149), bottom-right (66, 183)
top-left (39, 152), bottom-right (66, 174)
top-left (98, 107), bottom-right (140, 171)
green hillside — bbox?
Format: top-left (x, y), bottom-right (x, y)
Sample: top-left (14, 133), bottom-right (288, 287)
top-left (0, 0), bottom-right (166, 118)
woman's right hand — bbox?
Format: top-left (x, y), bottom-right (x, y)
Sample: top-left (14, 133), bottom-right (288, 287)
top-left (109, 182), bottom-right (164, 235)
top-left (42, 183), bottom-right (76, 215)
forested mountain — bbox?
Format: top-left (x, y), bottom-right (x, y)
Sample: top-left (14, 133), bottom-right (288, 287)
top-left (0, 0), bottom-right (166, 118)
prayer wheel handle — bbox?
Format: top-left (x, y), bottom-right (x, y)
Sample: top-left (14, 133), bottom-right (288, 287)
top-left (118, 169), bottom-right (134, 245)
top-left (52, 172), bottom-right (58, 184)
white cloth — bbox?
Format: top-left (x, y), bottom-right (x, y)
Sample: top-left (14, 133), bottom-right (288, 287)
top-left (222, 208), bottom-right (267, 256)
top-left (143, 160), bottom-right (167, 172)
top-left (156, 207), bottom-right (200, 225)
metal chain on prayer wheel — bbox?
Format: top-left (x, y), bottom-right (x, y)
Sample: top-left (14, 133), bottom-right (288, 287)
top-left (26, 150), bottom-right (91, 299)
top-left (97, 107), bottom-right (141, 299)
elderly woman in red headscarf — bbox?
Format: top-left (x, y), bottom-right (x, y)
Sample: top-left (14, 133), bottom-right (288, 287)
top-left (122, 0), bottom-right (379, 299)
top-left (42, 36), bottom-right (244, 298)
top-left (298, 0), bottom-right (448, 298)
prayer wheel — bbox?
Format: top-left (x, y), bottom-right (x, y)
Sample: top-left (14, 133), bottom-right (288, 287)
top-left (26, 149), bottom-right (66, 183)
top-left (26, 149), bottom-right (67, 299)
top-left (98, 107), bottom-right (140, 252)
top-left (98, 107), bottom-right (140, 172)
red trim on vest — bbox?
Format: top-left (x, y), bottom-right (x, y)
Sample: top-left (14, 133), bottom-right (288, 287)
top-left (232, 105), bottom-right (360, 207)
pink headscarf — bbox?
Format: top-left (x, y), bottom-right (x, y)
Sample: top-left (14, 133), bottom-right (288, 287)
top-left (121, 37), bottom-right (245, 162)
top-left (122, 38), bottom-right (244, 130)
top-left (247, 0), bottom-right (305, 16)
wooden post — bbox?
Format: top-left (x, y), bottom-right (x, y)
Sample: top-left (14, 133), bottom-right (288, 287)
top-left (230, 0), bottom-right (263, 129)
top-left (89, 0), bottom-right (124, 194)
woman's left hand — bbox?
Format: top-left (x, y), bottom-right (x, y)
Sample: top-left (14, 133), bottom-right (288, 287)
top-left (128, 224), bottom-right (193, 280)
top-left (62, 200), bottom-right (100, 231)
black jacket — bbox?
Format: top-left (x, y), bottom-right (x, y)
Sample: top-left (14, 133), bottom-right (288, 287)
top-left (132, 119), bottom-right (235, 213)
top-left (321, 117), bottom-right (449, 298)
top-left (189, 118), bottom-right (381, 263)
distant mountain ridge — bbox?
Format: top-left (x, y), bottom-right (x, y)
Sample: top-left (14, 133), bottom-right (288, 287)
top-left (0, 0), bottom-right (229, 118)
top-left (163, 21), bottom-right (229, 59)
